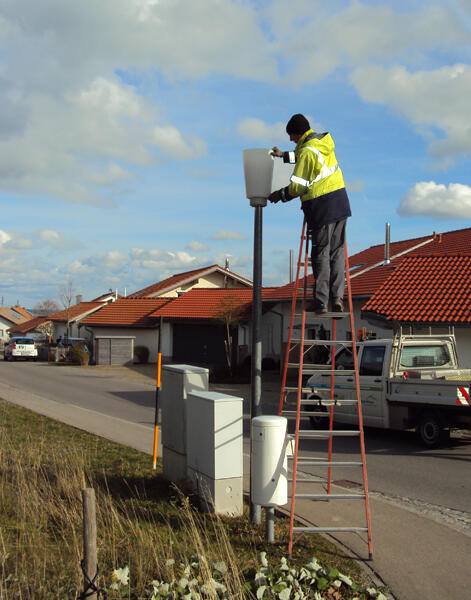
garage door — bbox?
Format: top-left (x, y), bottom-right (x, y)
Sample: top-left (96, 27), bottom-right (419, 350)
top-left (173, 323), bottom-right (234, 366)
top-left (96, 338), bottom-right (134, 365)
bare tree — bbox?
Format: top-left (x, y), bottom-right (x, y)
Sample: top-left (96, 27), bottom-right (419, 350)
top-left (33, 299), bottom-right (60, 316)
top-left (59, 277), bottom-right (75, 339)
top-left (214, 296), bottom-right (245, 375)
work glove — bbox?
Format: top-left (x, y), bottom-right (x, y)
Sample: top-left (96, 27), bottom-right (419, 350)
top-left (270, 146), bottom-right (283, 158)
top-left (268, 189), bottom-right (282, 203)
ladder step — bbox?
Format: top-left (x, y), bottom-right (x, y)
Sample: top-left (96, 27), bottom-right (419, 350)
top-left (289, 459), bottom-right (363, 467)
top-left (282, 410), bottom-right (329, 418)
top-left (291, 338), bottom-right (353, 346)
top-left (293, 526), bottom-right (368, 533)
top-left (294, 493), bottom-right (366, 500)
top-left (295, 430), bottom-right (361, 438)
top-left (287, 364), bottom-right (356, 375)
top-left (284, 387), bottom-right (316, 394)
top-left (295, 311), bottom-right (350, 318)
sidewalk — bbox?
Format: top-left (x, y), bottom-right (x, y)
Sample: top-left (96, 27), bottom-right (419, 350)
top-left (1, 372), bottom-right (470, 600)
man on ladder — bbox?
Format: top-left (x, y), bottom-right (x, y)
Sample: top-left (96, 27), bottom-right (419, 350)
top-left (269, 113), bottom-right (351, 314)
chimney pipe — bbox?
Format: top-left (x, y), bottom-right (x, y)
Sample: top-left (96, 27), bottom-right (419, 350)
top-left (76, 294), bottom-right (83, 304)
top-left (289, 249), bottom-right (294, 282)
top-left (384, 223), bottom-right (391, 266)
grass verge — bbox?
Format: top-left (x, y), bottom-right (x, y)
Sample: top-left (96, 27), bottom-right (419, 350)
top-left (0, 399), bottom-right (380, 599)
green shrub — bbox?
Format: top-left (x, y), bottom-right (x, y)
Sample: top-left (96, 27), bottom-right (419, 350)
top-left (134, 345), bottom-right (150, 364)
top-left (71, 342), bottom-right (90, 366)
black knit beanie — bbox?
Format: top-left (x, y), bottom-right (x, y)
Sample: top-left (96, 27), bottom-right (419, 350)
top-left (286, 114), bottom-right (310, 135)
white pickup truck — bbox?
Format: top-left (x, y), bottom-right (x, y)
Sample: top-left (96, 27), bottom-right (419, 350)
top-left (306, 334), bottom-right (471, 448)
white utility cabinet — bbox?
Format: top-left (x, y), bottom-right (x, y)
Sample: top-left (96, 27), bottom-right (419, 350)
top-left (186, 390), bottom-right (243, 515)
top-left (161, 364), bottom-right (209, 482)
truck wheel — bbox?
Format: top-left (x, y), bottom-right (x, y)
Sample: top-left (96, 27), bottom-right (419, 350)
top-left (417, 411), bottom-right (449, 449)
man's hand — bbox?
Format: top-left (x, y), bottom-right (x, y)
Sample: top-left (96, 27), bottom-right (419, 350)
top-left (270, 146), bottom-right (283, 158)
top-left (268, 189), bottom-right (282, 203)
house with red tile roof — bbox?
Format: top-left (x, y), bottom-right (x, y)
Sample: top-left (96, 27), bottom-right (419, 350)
top-left (81, 298), bottom-right (172, 363)
top-left (361, 254), bottom-right (471, 366)
top-left (80, 267), bottom-right (258, 365)
top-left (127, 264), bottom-right (252, 298)
top-left (148, 287), bottom-right (280, 366)
top-left (48, 301), bottom-right (110, 341)
top-left (0, 307), bottom-right (32, 346)
top-left (9, 315), bottom-right (52, 339)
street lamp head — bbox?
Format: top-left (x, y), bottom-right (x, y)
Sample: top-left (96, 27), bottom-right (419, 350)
top-left (242, 148), bottom-right (274, 207)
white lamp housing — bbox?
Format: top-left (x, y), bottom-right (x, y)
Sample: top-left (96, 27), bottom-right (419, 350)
top-left (251, 415), bottom-right (288, 506)
top-left (242, 148), bottom-right (275, 207)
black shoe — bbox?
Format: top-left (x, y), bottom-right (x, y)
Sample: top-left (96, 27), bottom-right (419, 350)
top-left (307, 301), bottom-right (327, 314)
top-left (332, 298), bottom-right (344, 312)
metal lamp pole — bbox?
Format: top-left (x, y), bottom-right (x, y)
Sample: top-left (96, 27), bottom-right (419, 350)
top-left (250, 196), bottom-right (265, 525)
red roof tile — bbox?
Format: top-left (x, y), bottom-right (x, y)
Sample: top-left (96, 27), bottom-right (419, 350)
top-left (48, 302), bottom-right (104, 323)
top-left (361, 255), bottom-right (471, 324)
top-left (81, 298), bottom-right (171, 327)
top-left (150, 288), bottom-right (276, 320)
top-left (127, 264), bottom-right (252, 298)
top-left (349, 227), bottom-right (471, 296)
top-left (9, 316), bottom-right (51, 334)
top-left (265, 227), bottom-right (471, 301)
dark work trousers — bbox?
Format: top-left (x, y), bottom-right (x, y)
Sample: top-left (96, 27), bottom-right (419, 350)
top-left (309, 219), bottom-right (347, 307)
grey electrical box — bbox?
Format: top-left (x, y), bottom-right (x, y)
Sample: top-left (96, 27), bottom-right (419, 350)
top-left (186, 390), bottom-right (243, 515)
top-left (161, 364), bottom-right (208, 482)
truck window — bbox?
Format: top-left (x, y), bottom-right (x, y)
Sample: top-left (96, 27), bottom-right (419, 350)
top-left (359, 346), bottom-right (386, 376)
top-left (400, 345), bottom-right (451, 368)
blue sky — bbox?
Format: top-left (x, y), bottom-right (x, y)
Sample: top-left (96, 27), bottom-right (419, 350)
top-left (1, 0), bottom-right (470, 307)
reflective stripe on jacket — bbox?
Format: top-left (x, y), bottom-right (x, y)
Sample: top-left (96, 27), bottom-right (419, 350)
top-left (287, 130), bottom-right (346, 202)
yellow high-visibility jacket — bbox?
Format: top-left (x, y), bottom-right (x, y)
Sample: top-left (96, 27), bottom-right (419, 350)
top-left (286, 129), bottom-right (345, 201)
top-left (281, 129), bottom-right (351, 228)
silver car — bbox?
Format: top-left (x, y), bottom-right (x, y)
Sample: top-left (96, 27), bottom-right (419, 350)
top-left (4, 337), bottom-right (38, 361)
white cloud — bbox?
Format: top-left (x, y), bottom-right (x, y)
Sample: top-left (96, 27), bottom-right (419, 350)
top-left (238, 119), bottom-right (287, 144)
top-left (211, 231), bottom-right (246, 241)
top-left (278, 3), bottom-right (467, 86)
top-left (151, 126), bottom-right (207, 160)
top-left (0, 230), bottom-right (12, 245)
top-left (39, 229), bottom-right (78, 250)
top-left (187, 241), bottom-right (209, 252)
top-left (351, 63), bottom-right (471, 160)
top-left (398, 181), bottom-right (471, 219)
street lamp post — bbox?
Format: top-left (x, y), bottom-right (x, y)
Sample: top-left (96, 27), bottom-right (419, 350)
top-left (242, 148), bottom-right (274, 527)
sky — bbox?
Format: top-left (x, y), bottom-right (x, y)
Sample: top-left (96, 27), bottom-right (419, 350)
top-left (1, 0), bottom-right (471, 308)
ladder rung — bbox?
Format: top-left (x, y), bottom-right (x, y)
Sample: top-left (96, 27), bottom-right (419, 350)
top-left (291, 338), bottom-right (353, 346)
top-left (284, 387), bottom-right (315, 394)
top-left (295, 311), bottom-right (350, 319)
top-left (296, 430), bottom-right (361, 438)
top-left (293, 526), bottom-right (368, 533)
top-left (282, 410), bottom-right (329, 417)
top-left (290, 460), bottom-right (363, 467)
top-left (287, 365), bottom-right (356, 375)
top-left (294, 493), bottom-right (365, 500)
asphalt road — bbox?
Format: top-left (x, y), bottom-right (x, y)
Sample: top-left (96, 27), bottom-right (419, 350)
top-left (1, 360), bottom-right (470, 534)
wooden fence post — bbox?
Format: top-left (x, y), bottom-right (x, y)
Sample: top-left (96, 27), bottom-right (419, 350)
top-left (82, 488), bottom-right (98, 600)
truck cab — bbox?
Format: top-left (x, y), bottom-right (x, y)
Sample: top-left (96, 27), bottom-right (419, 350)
top-left (306, 334), bottom-right (470, 447)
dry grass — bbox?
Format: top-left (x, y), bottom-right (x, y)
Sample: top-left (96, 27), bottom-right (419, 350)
top-left (0, 400), bottom-right (366, 599)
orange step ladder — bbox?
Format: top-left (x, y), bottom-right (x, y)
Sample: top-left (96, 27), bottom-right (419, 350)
top-left (278, 219), bottom-right (373, 559)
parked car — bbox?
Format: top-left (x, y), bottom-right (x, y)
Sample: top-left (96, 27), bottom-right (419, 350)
top-left (4, 337), bottom-right (38, 361)
top-left (57, 337), bottom-right (88, 350)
